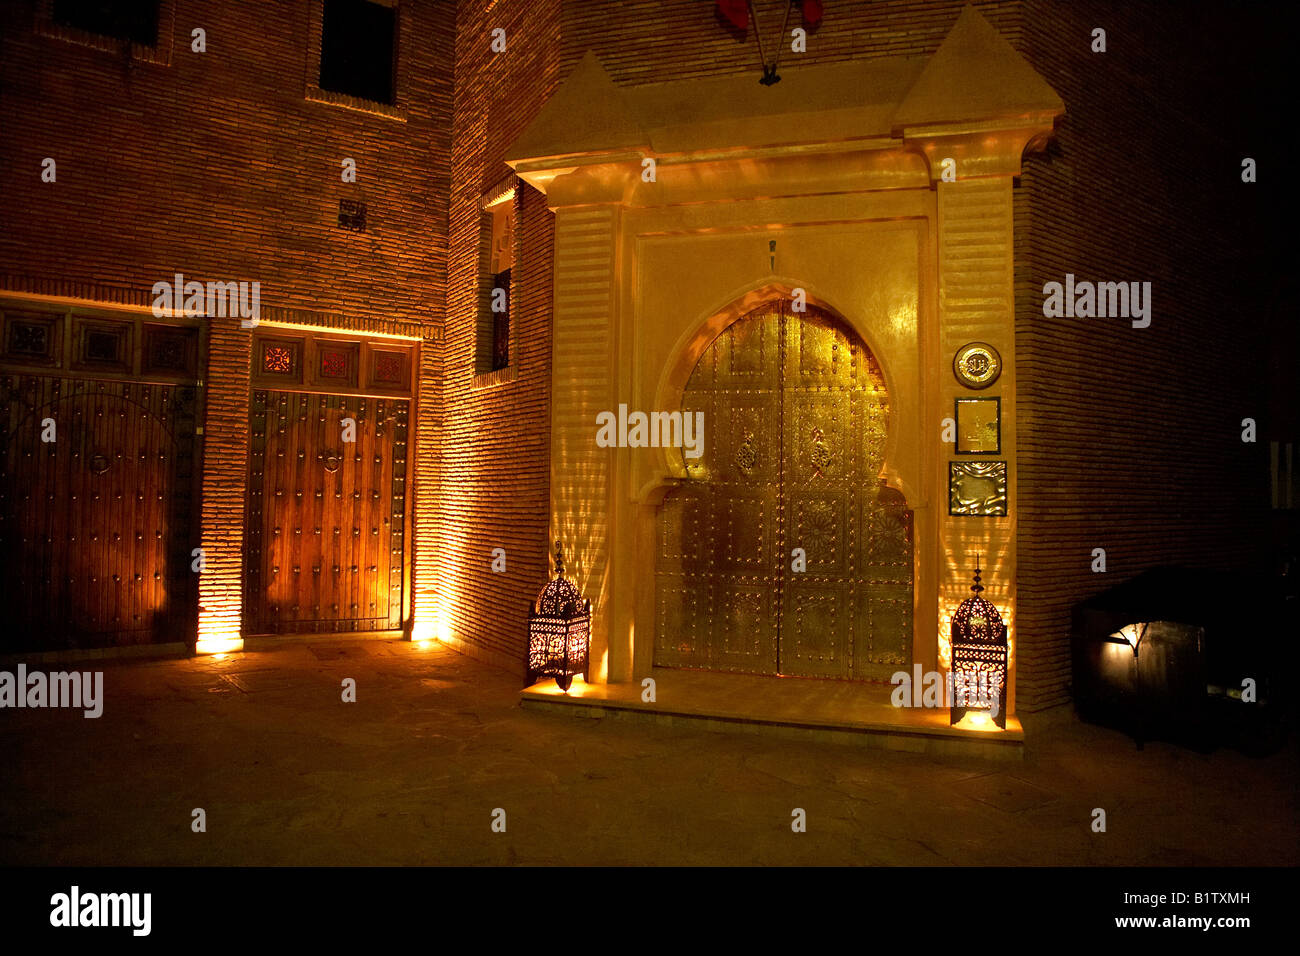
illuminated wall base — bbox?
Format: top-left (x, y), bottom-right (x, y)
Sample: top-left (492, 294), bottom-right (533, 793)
top-left (195, 636), bottom-right (244, 656)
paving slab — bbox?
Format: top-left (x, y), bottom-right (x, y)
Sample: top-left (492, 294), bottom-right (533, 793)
top-left (0, 638), bottom-right (1295, 866)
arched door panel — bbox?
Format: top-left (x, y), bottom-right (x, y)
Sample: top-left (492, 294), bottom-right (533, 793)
top-left (654, 303), bottom-right (912, 680)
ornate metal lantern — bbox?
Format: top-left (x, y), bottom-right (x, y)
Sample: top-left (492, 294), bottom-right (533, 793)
top-left (526, 540), bottom-right (591, 691)
top-left (950, 559), bottom-right (1009, 729)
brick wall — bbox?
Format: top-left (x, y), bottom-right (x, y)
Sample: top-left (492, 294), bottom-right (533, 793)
top-left (0, 0), bottom-right (454, 644)
top-left (0, 0), bottom-right (452, 323)
top-left (432, 0), bottom-right (561, 670)
top-left (7, 0), bottom-right (1280, 697)
top-left (561, 0), bottom-right (1021, 80)
top-left (1012, 0), bottom-right (1279, 710)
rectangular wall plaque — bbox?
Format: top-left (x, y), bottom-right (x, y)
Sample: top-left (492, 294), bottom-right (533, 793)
top-left (949, 461), bottom-right (1008, 516)
top-left (955, 396), bottom-right (1001, 455)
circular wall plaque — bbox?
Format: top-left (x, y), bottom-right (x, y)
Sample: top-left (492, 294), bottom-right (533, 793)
top-left (953, 342), bottom-right (1002, 389)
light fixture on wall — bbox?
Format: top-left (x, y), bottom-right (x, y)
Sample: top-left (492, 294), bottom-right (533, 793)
top-left (1109, 622), bottom-right (1148, 656)
top-left (526, 540), bottom-right (590, 692)
top-left (950, 558), bottom-right (1008, 730)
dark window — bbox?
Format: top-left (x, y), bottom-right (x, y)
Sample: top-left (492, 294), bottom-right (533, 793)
top-left (319, 0), bottom-right (397, 105)
top-left (52, 0), bottom-right (160, 46)
top-left (491, 268), bottom-right (511, 372)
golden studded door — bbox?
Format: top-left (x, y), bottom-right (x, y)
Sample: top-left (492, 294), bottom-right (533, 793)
top-left (654, 303), bottom-right (912, 680)
top-left (244, 390), bottom-right (408, 634)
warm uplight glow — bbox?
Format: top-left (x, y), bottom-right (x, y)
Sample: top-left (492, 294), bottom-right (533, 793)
top-left (939, 608), bottom-right (955, 670)
top-left (952, 711), bottom-right (1000, 733)
top-left (196, 637), bottom-right (243, 656)
top-left (411, 609), bottom-right (453, 645)
top-left (1110, 623), bottom-right (1147, 650)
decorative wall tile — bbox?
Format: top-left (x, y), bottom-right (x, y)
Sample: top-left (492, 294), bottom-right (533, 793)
top-left (2, 310), bottom-right (63, 367)
top-left (71, 317), bottom-right (131, 373)
top-left (955, 396), bottom-right (1001, 455)
top-left (143, 325), bottom-right (198, 378)
top-left (949, 461), bottom-right (1008, 516)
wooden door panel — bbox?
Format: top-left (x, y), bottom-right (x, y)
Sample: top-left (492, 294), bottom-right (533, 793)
top-left (0, 375), bottom-right (197, 651)
top-left (245, 390), bottom-right (407, 634)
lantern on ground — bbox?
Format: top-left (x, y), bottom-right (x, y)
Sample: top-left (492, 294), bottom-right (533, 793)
top-left (950, 559), bottom-right (1009, 729)
top-left (526, 540), bottom-right (591, 691)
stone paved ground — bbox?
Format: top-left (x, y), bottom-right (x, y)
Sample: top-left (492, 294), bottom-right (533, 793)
top-left (1, 638), bottom-right (1295, 866)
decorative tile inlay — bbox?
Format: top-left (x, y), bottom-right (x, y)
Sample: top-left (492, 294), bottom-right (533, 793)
top-left (143, 326), bottom-right (197, 377)
top-left (319, 349), bottom-right (349, 379)
top-left (953, 341), bottom-right (1002, 389)
top-left (808, 426), bottom-right (833, 475)
top-left (734, 431), bottom-right (757, 475)
top-left (373, 353), bottom-right (401, 381)
top-left (263, 345), bottom-right (293, 373)
top-left (949, 461), bottom-right (1009, 516)
top-left (9, 322), bottom-right (48, 356)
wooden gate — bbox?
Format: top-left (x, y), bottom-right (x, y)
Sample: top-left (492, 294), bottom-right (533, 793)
top-left (654, 304), bottom-right (913, 680)
top-left (0, 375), bottom-right (199, 652)
top-left (244, 390), bottom-right (408, 634)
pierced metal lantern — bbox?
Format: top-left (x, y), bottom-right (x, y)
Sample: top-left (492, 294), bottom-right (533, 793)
top-left (950, 559), bottom-right (1009, 729)
top-left (526, 540), bottom-right (591, 691)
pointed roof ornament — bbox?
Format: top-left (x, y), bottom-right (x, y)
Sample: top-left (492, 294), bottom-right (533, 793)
top-left (892, 4), bottom-right (1064, 131)
top-left (504, 51), bottom-right (649, 166)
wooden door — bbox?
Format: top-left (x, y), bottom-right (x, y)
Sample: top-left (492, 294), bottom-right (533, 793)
top-left (0, 375), bottom-right (198, 651)
top-left (244, 390), bottom-right (408, 634)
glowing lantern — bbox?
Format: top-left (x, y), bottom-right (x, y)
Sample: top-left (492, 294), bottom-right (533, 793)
top-left (950, 559), bottom-right (1008, 730)
top-left (526, 540), bottom-right (590, 692)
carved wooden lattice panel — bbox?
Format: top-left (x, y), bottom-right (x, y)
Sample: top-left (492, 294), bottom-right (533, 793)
top-left (244, 390), bottom-right (407, 634)
top-left (655, 305), bottom-right (912, 680)
top-left (0, 375), bottom-right (198, 651)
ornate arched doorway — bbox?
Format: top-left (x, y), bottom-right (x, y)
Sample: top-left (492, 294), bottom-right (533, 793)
top-left (654, 301), bottom-right (913, 680)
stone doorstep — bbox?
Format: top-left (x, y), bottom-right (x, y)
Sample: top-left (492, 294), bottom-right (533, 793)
top-left (519, 672), bottom-right (1025, 761)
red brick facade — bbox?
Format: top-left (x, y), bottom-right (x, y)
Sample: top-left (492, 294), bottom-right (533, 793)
top-left (1, 1), bottom-right (1288, 714)
top-left (428, 0), bottom-right (561, 669)
top-left (1012, 1), bottom-right (1281, 710)
top-left (0, 0), bottom-right (452, 650)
